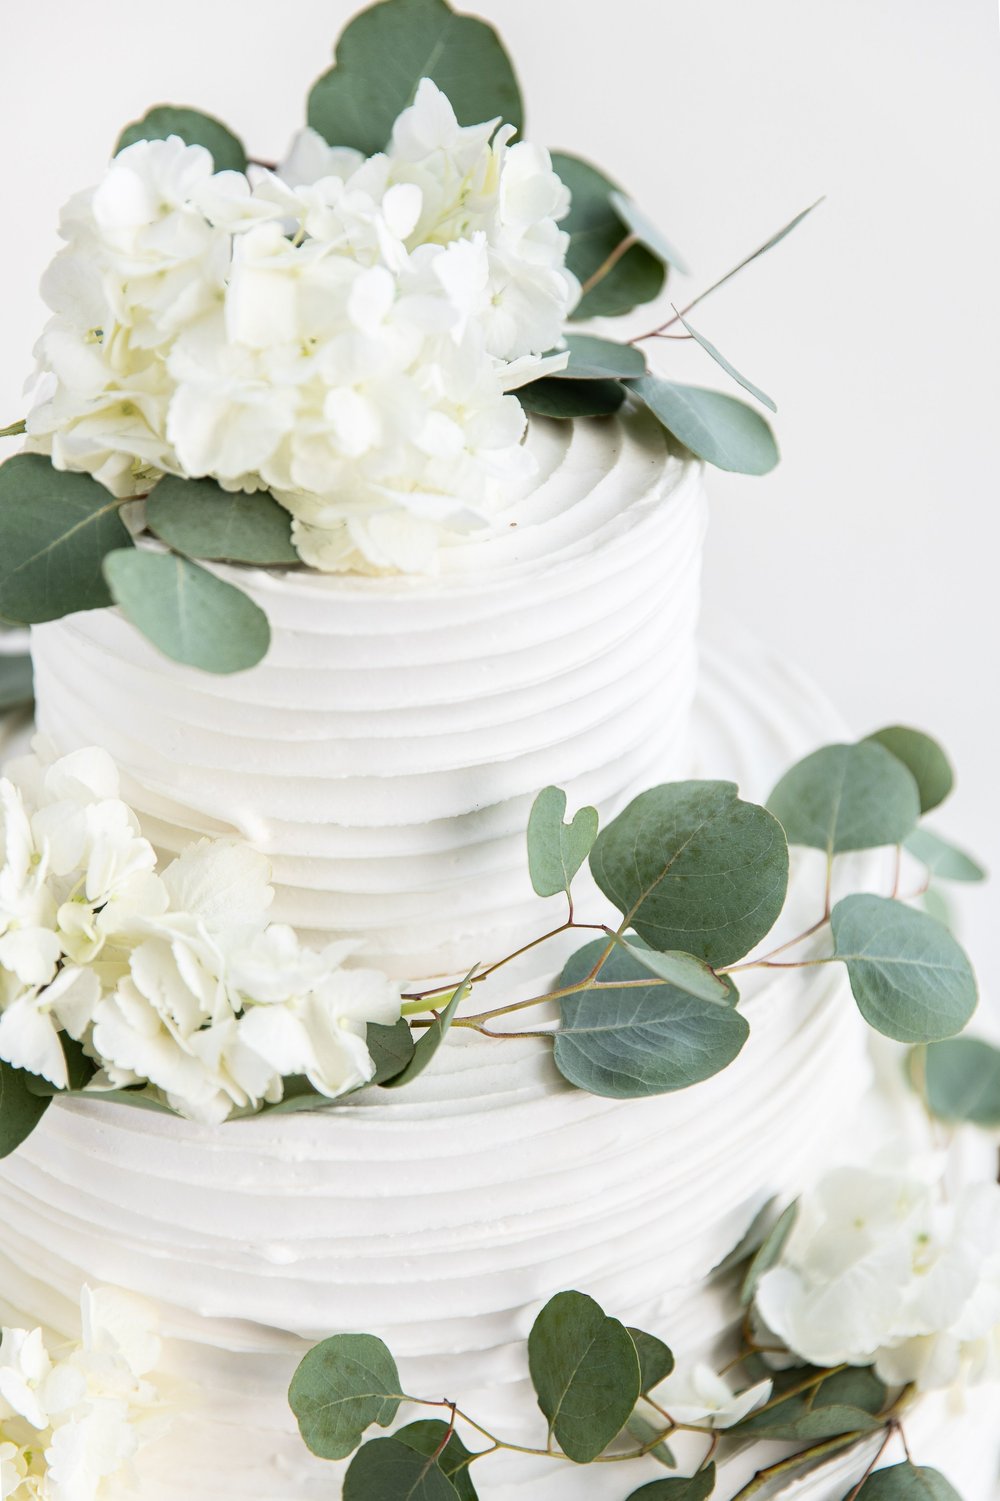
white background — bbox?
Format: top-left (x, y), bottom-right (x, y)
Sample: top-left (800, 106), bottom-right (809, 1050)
top-left (1, 0), bottom-right (997, 962)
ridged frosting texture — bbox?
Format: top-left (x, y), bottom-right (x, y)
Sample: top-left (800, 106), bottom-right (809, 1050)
top-left (30, 409), bottom-right (705, 978)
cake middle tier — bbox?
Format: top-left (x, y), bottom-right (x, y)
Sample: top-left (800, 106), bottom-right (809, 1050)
top-left (30, 410), bottom-right (705, 977)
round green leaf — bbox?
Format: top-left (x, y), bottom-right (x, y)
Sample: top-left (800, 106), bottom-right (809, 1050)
top-left (915, 1036), bottom-right (1000, 1128)
top-left (146, 476), bottom-right (298, 565)
top-left (626, 1467), bottom-right (716, 1501)
top-left (0, 454), bottom-right (133, 624)
top-left (767, 742), bottom-right (921, 856)
top-left (626, 376), bottom-right (779, 476)
top-left (102, 549), bottom-right (270, 674)
top-left (865, 726), bottom-right (954, 813)
top-left (607, 192), bottom-right (689, 274)
top-left (367, 1018), bottom-right (417, 1085)
top-left (627, 1327), bottom-right (674, 1393)
top-left (0, 653), bottom-right (33, 710)
top-left (517, 379), bottom-right (625, 419)
top-left (526, 786), bottom-right (599, 899)
top-left (551, 153), bottom-right (666, 319)
top-left (308, 0), bottom-right (522, 156)
top-left (831, 894), bottom-right (977, 1044)
top-left (527, 1290), bottom-right (641, 1463)
top-left (289, 1333), bottom-right (404, 1461)
top-left (855, 1464), bottom-right (962, 1501)
top-left (614, 938), bottom-right (732, 1006)
top-left (395, 1422), bottom-right (479, 1501)
top-left (380, 972), bottom-right (471, 1090)
top-left (904, 828), bottom-right (985, 883)
top-left (0, 1060), bottom-right (52, 1158)
top-left (115, 106), bottom-right (247, 172)
top-left (548, 336), bottom-right (647, 381)
top-left (344, 1438), bottom-right (460, 1501)
top-left (590, 781), bottom-right (789, 967)
top-left (553, 940), bottom-right (748, 1099)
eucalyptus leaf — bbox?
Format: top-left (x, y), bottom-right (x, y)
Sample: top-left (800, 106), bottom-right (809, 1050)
top-left (115, 106), bottom-right (247, 172)
top-left (548, 336), bottom-right (647, 381)
top-left (767, 742), bottom-right (921, 856)
top-left (674, 199), bottom-right (824, 327)
top-left (380, 971), bottom-right (473, 1090)
top-left (526, 786), bottom-right (599, 899)
top-left (0, 654), bottom-right (33, 710)
top-left (516, 378), bottom-right (625, 419)
top-left (627, 1327), bottom-right (674, 1392)
top-left (367, 1018), bottom-right (417, 1085)
top-left (626, 376), bottom-right (779, 476)
top-left (624, 1413), bottom-right (676, 1469)
top-left (590, 780), bottom-right (788, 967)
top-left (0, 454), bottom-right (134, 624)
top-left (289, 1333), bottom-right (404, 1460)
top-left (914, 1036), bottom-right (1000, 1128)
top-left (607, 192), bottom-right (689, 274)
top-left (308, 0), bottom-right (522, 155)
top-left (904, 828), bottom-right (985, 883)
top-left (854, 1463), bottom-right (962, 1501)
top-left (103, 550), bottom-right (270, 673)
top-left (553, 940), bottom-right (748, 1099)
top-left (146, 476), bottom-right (298, 565)
top-left (625, 1467), bottom-right (716, 1501)
top-left (344, 1437), bottom-right (460, 1501)
top-left (733, 1397), bottom-right (880, 1442)
top-left (831, 894), bottom-right (977, 1044)
top-left (395, 1422), bottom-right (478, 1501)
top-left (614, 938), bottom-right (732, 1006)
top-left (528, 1290), bottom-right (640, 1463)
top-left (816, 1366), bottom-right (888, 1415)
top-left (0, 1060), bottom-right (52, 1158)
top-left (675, 313), bottom-right (776, 412)
top-left (740, 1201), bottom-right (797, 1308)
top-left (551, 153), bottom-right (665, 319)
top-left (865, 726), bottom-right (954, 813)
top-left (23, 1035), bottom-right (97, 1097)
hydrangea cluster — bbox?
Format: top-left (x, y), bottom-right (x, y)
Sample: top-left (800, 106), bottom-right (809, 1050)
top-left (755, 1164), bottom-right (1000, 1391)
top-left (0, 742), bottom-right (401, 1123)
top-left (0, 1287), bottom-right (164, 1501)
top-left (25, 80), bottom-right (578, 574)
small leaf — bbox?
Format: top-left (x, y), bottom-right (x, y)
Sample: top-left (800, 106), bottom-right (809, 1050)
top-left (289, 1333), bottom-right (404, 1461)
top-left (554, 940), bottom-right (748, 1099)
top-left (367, 1018), bottom-right (416, 1085)
top-left (308, 0), bottom-right (522, 155)
top-left (0, 454), bottom-right (133, 624)
top-left (102, 549), bottom-right (270, 674)
top-left (115, 105), bottom-right (247, 172)
top-left (854, 1463), bottom-right (963, 1501)
top-left (552, 153), bottom-right (665, 319)
top-left (627, 1327), bottom-right (674, 1392)
top-left (627, 376), bottom-right (779, 476)
top-left (607, 192), bottom-right (689, 273)
top-left (904, 828), bottom-right (985, 883)
top-left (817, 1366), bottom-right (889, 1415)
top-left (0, 1060), bottom-right (52, 1157)
top-left (516, 378), bottom-right (625, 419)
top-left (865, 726), bottom-right (954, 813)
top-left (0, 654), bottom-right (33, 710)
top-left (740, 1202), bottom-right (797, 1308)
top-left (767, 742), bottom-right (921, 856)
top-left (146, 476), bottom-right (298, 565)
top-left (395, 1422), bottom-right (478, 1501)
top-left (623, 1412), bottom-right (676, 1468)
top-left (831, 894), bottom-right (977, 1044)
top-left (675, 313), bottom-right (776, 412)
top-left (733, 1397), bottom-right (880, 1442)
top-left (528, 1290), bottom-right (641, 1463)
top-left (548, 336), bottom-right (647, 381)
top-left (625, 1467), bottom-right (716, 1501)
top-left (614, 938), bottom-right (732, 1006)
top-left (526, 786), bottom-right (599, 898)
top-left (344, 1437), bottom-right (460, 1501)
top-left (380, 971), bottom-right (473, 1090)
top-left (914, 1036), bottom-right (1000, 1128)
top-left (590, 781), bottom-right (789, 967)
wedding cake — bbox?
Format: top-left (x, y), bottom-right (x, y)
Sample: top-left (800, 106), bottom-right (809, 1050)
top-left (0, 5), bottom-right (997, 1501)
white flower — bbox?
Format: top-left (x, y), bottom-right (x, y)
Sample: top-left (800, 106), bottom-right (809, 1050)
top-left (654, 1364), bottom-right (773, 1429)
top-left (0, 968), bottom-right (101, 1088)
top-left (0, 1327), bottom-right (55, 1431)
top-left (755, 1166), bottom-right (1000, 1391)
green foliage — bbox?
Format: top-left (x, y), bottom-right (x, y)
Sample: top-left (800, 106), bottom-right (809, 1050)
top-left (627, 1327), bottom-right (674, 1392)
top-left (913, 1036), bottom-right (1000, 1128)
top-left (146, 476), bottom-right (298, 565)
top-left (865, 726), bottom-right (954, 814)
top-left (526, 786), bottom-right (599, 899)
top-left (102, 549), bottom-right (270, 673)
top-left (549, 336), bottom-right (647, 381)
top-left (551, 153), bottom-right (666, 319)
top-left (626, 376), bottom-right (779, 476)
top-left (527, 1290), bottom-right (641, 1462)
top-left (516, 378), bottom-right (625, 419)
top-left (0, 455), bottom-right (134, 624)
top-left (904, 828), bottom-right (985, 883)
top-left (0, 1060), bottom-right (52, 1157)
top-left (308, 0), bottom-right (522, 155)
top-left (395, 1422), bottom-right (478, 1501)
top-left (114, 106), bottom-right (247, 172)
top-left (590, 781), bottom-right (788, 967)
top-left (831, 894), bottom-right (977, 1044)
top-left (607, 192), bottom-right (689, 274)
top-left (613, 938), bottom-right (732, 1005)
top-left (623, 1412), bottom-right (676, 1468)
top-left (740, 1201), bottom-right (797, 1308)
top-left (344, 1437), bottom-right (460, 1500)
top-left (854, 1463), bottom-right (963, 1501)
top-left (553, 940), bottom-right (748, 1098)
top-left (289, 1333), bottom-right (404, 1460)
top-left (675, 313), bottom-right (776, 412)
top-left (381, 972), bottom-right (472, 1089)
top-left (625, 1469), bottom-right (716, 1501)
top-left (367, 1018), bottom-right (417, 1084)
top-left (767, 742), bottom-right (921, 855)
top-left (0, 653), bottom-right (33, 710)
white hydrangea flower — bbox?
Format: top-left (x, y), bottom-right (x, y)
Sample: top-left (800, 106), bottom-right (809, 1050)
top-left (755, 1165), bottom-right (1000, 1391)
top-left (654, 1363), bottom-right (773, 1429)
